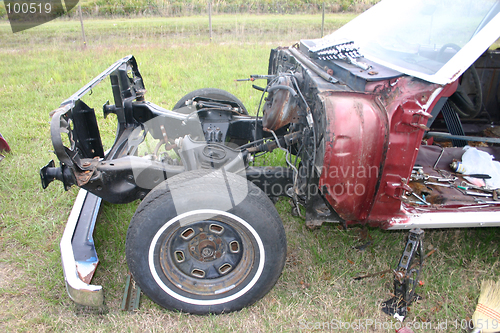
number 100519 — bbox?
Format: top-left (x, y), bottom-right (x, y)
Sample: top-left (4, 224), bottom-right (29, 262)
top-left (5, 2), bottom-right (52, 14)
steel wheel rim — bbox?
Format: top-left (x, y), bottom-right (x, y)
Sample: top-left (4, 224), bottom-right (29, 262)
top-left (148, 209), bottom-right (265, 305)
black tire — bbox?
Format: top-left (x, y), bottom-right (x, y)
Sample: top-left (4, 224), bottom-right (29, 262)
top-left (172, 88), bottom-right (248, 115)
top-left (126, 169), bottom-right (286, 314)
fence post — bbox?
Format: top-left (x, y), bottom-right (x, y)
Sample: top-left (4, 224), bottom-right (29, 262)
top-left (78, 4), bottom-right (87, 48)
top-left (208, 1), bottom-right (212, 42)
top-left (321, 2), bottom-right (325, 37)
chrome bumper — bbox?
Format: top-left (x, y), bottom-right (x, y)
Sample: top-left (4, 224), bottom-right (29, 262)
top-left (60, 189), bottom-right (104, 307)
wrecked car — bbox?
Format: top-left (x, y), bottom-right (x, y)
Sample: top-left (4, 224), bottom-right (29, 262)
top-left (41, 0), bottom-right (500, 316)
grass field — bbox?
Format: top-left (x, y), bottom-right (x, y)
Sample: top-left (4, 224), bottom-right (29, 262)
top-left (0, 14), bottom-right (499, 333)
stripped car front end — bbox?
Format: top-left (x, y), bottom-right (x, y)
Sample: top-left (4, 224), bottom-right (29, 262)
top-left (41, 0), bottom-right (500, 314)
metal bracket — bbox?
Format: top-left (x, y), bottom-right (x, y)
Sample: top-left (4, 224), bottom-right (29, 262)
top-left (382, 228), bottom-right (424, 320)
top-left (121, 274), bottom-right (141, 311)
top-left (395, 105), bottom-right (432, 133)
top-left (385, 175), bottom-right (412, 200)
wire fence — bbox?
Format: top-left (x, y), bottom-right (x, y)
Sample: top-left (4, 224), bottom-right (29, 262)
top-left (0, 0), bottom-right (379, 19)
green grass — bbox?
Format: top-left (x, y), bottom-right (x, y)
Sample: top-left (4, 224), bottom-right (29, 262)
top-left (0, 14), bottom-right (499, 333)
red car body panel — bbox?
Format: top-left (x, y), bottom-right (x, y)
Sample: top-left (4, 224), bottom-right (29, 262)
top-left (319, 77), bottom-right (460, 226)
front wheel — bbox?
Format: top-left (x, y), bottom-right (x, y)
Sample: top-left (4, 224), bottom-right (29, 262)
top-left (126, 169), bottom-right (287, 314)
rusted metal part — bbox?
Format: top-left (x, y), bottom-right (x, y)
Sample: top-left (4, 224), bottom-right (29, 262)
top-left (393, 270), bottom-right (405, 284)
top-left (262, 76), bottom-right (300, 131)
top-left (76, 261), bottom-right (99, 284)
top-left (135, 89), bottom-right (146, 102)
top-left (73, 158), bottom-right (100, 187)
top-left (156, 218), bottom-right (255, 295)
top-left (74, 169), bottom-right (94, 186)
